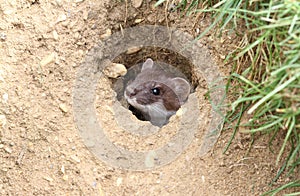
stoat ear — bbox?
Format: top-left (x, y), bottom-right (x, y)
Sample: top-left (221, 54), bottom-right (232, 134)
top-left (141, 58), bottom-right (154, 72)
top-left (170, 77), bottom-right (190, 103)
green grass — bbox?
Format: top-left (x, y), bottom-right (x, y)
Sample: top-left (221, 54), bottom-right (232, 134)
top-left (261, 180), bottom-right (300, 196)
top-left (156, 0), bottom-right (300, 194)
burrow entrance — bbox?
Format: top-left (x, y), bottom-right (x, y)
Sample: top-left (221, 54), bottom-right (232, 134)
top-left (110, 46), bottom-right (203, 124)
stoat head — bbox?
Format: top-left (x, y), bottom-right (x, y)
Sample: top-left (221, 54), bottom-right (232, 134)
top-left (124, 58), bottom-right (190, 126)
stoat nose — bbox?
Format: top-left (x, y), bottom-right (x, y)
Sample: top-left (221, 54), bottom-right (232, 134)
top-left (125, 87), bottom-right (137, 97)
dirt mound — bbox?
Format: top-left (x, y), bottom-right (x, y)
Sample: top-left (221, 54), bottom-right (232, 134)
top-left (0, 0), bottom-right (297, 195)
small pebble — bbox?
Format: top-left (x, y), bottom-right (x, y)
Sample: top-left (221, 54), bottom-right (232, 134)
top-left (83, 10), bottom-right (89, 20)
top-left (3, 9), bottom-right (14, 15)
top-left (103, 63), bottom-right (127, 78)
top-left (4, 147), bottom-right (12, 154)
top-left (0, 33), bottom-right (7, 41)
top-left (176, 108), bottom-right (185, 116)
top-left (219, 159), bottom-right (226, 166)
top-left (43, 176), bottom-right (54, 182)
top-left (132, 0), bottom-right (143, 8)
top-left (70, 155), bottom-right (80, 163)
top-left (134, 19), bottom-right (143, 24)
top-left (52, 30), bottom-right (59, 40)
top-left (63, 175), bottom-right (68, 181)
top-left (73, 32), bottom-right (81, 39)
top-left (126, 46), bottom-right (142, 54)
top-left (100, 29), bottom-right (112, 39)
top-left (55, 0), bottom-right (63, 6)
top-left (59, 103), bottom-right (68, 113)
top-left (56, 14), bottom-right (67, 23)
top-left (0, 115), bottom-right (6, 127)
top-left (28, 143), bottom-right (35, 152)
top-left (61, 20), bottom-right (69, 27)
top-left (147, 13), bottom-right (156, 23)
top-left (2, 93), bottom-right (8, 103)
top-left (226, 168), bottom-right (233, 174)
top-left (40, 52), bottom-right (56, 67)
top-left (185, 155), bottom-right (190, 161)
top-left (61, 165), bottom-right (65, 174)
top-left (116, 177), bottom-right (123, 186)
top-left (0, 73), bottom-right (4, 82)
top-left (2, 168), bottom-right (8, 172)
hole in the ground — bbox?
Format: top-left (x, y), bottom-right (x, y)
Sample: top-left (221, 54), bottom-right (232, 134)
top-left (111, 46), bottom-right (199, 126)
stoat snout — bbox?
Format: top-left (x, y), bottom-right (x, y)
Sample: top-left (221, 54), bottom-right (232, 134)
top-left (124, 86), bottom-right (136, 98)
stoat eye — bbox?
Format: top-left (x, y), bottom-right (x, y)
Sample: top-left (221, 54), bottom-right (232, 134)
top-left (151, 87), bottom-right (160, 95)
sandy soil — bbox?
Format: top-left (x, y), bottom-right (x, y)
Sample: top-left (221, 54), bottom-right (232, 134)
top-left (0, 0), bottom-right (299, 195)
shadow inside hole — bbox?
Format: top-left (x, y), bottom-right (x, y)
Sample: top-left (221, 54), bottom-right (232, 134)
top-left (110, 46), bottom-right (199, 125)
top-left (128, 105), bottom-right (147, 121)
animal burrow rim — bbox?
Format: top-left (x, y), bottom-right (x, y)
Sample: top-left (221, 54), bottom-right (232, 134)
top-left (73, 25), bottom-right (226, 170)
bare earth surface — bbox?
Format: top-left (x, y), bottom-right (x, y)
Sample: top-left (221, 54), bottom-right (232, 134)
top-left (0, 0), bottom-right (299, 195)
